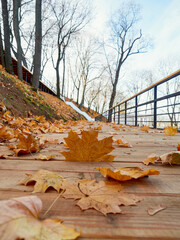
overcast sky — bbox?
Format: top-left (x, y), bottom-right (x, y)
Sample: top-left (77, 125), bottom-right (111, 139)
top-left (43, 0), bottom-right (180, 96)
top-left (91, 0), bottom-right (180, 73)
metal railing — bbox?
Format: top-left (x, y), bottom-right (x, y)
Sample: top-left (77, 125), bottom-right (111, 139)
top-left (95, 69), bottom-right (180, 129)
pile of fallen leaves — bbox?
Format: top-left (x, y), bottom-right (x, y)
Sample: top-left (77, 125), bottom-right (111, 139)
top-left (40, 92), bottom-right (85, 121)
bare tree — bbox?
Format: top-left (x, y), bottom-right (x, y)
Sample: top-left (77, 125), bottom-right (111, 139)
top-left (105, 2), bottom-right (147, 121)
top-left (1, 0), bottom-right (14, 74)
top-left (69, 36), bottom-right (104, 108)
top-left (157, 58), bottom-right (180, 126)
top-left (32, 0), bottom-right (42, 90)
top-left (13, 0), bottom-right (23, 80)
top-left (85, 82), bottom-right (101, 112)
top-left (50, 0), bottom-right (90, 98)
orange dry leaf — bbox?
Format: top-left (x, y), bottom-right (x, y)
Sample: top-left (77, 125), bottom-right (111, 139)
top-left (62, 179), bottom-right (142, 215)
top-left (20, 169), bottom-right (65, 193)
top-left (94, 125), bottom-right (102, 131)
top-left (143, 153), bottom-right (159, 165)
top-left (112, 125), bottom-right (121, 131)
top-left (164, 126), bottom-right (177, 136)
top-left (140, 125), bottom-right (149, 133)
top-left (0, 126), bottom-right (14, 141)
top-left (147, 204), bottom-right (166, 216)
top-left (0, 195), bottom-right (80, 240)
top-left (3, 111), bottom-right (13, 121)
top-left (61, 130), bottom-right (115, 162)
top-left (13, 133), bottom-right (41, 155)
top-left (115, 139), bottom-right (132, 148)
top-left (35, 115), bottom-right (46, 123)
top-left (177, 144), bottom-right (180, 151)
top-left (97, 167), bottom-right (160, 181)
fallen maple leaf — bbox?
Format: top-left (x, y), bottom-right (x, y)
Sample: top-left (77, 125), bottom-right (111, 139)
top-left (61, 130), bottom-right (115, 162)
top-left (20, 169), bottom-right (65, 193)
top-left (147, 204), bottom-right (166, 216)
top-left (97, 167), bottom-right (160, 181)
top-left (0, 195), bottom-right (80, 240)
top-left (13, 133), bottom-right (41, 155)
top-left (36, 154), bottom-right (55, 161)
top-left (62, 179), bottom-right (142, 215)
top-left (115, 139), bottom-right (132, 148)
top-left (140, 125), bottom-right (149, 133)
top-left (164, 126), bottom-right (177, 136)
top-left (0, 126), bottom-right (14, 141)
top-left (160, 151), bottom-right (180, 165)
top-left (177, 144), bottom-right (180, 151)
top-left (143, 153), bottom-right (160, 165)
top-left (94, 125), bottom-right (102, 131)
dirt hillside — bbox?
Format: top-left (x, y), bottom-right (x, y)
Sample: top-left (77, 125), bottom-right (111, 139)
top-left (0, 65), bottom-right (84, 121)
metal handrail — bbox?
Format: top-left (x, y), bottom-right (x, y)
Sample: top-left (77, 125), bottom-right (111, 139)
top-left (95, 69), bottom-right (180, 129)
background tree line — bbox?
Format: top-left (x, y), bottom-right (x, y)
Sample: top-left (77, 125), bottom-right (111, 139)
top-left (0, 0), bottom-right (178, 119)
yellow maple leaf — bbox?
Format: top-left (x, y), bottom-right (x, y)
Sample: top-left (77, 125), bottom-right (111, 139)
top-left (0, 195), bottom-right (80, 240)
top-left (20, 169), bottom-right (65, 193)
top-left (97, 167), bottom-right (160, 181)
top-left (140, 125), bottom-right (149, 133)
top-left (13, 133), bottom-right (41, 155)
top-left (61, 130), bottom-right (115, 162)
top-left (0, 126), bottom-right (14, 141)
top-left (143, 153), bottom-right (160, 165)
top-left (164, 126), bottom-right (177, 136)
top-left (94, 125), bottom-right (102, 130)
top-left (115, 139), bottom-right (132, 148)
top-left (35, 115), bottom-right (46, 123)
top-left (62, 179), bottom-right (142, 215)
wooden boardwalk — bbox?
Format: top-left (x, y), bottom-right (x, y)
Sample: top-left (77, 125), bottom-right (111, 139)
top-left (0, 122), bottom-right (180, 239)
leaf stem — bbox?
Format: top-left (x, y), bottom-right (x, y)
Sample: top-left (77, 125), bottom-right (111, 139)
top-left (42, 189), bottom-right (65, 218)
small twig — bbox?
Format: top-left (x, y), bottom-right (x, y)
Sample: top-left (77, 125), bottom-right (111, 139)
top-left (42, 189), bottom-right (65, 218)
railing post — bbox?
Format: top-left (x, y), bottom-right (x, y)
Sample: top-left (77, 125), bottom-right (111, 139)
top-left (154, 86), bottom-right (157, 128)
top-left (118, 105), bottom-right (120, 124)
top-left (135, 96), bottom-right (138, 126)
top-left (125, 101), bottom-right (127, 125)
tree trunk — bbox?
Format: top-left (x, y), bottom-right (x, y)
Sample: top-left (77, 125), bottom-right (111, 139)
top-left (61, 52), bottom-right (66, 96)
top-left (56, 63), bottom-right (60, 98)
top-left (13, 0), bottom-right (23, 80)
top-left (1, 0), bottom-right (14, 74)
top-left (108, 61), bottom-right (121, 121)
top-left (32, 0), bottom-right (42, 90)
top-left (0, 24), bottom-right (5, 67)
top-left (79, 83), bottom-right (86, 108)
top-left (76, 87), bottom-right (80, 104)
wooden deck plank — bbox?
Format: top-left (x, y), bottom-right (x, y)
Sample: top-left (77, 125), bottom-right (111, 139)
top-left (0, 191), bottom-right (180, 239)
top-left (0, 169), bottom-right (180, 195)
